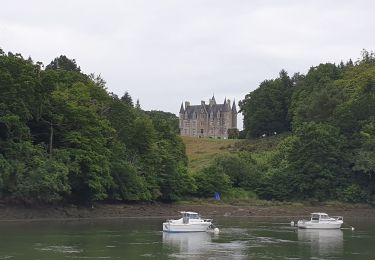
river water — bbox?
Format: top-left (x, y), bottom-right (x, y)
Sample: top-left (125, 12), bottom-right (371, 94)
top-left (0, 216), bottom-right (374, 259)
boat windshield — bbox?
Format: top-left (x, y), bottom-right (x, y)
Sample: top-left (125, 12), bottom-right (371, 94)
top-left (181, 213), bottom-right (200, 219)
top-left (311, 213), bottom-right (330, 220)
top-left (189, 214), bottom-right (199, 219)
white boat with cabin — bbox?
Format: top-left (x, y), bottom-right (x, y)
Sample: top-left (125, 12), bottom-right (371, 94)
top-left (297, 212), bottom-right (343, 229)
top-left (163, 211), bottom-right (213, 233)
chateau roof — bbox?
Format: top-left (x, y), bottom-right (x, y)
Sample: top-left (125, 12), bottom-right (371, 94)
top-left (185, 103), bottom-right (230, 119)
top-left (179, 103), bottom-right (185, 113)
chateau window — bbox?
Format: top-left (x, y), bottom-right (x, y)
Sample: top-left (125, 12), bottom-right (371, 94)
top-left (201, 129), bottom-right (204, 134)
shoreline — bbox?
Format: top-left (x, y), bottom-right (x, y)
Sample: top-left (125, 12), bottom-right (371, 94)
top-left (0, 202), bottom-right (374, 222)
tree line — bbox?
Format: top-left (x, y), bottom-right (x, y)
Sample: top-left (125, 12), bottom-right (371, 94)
top-left (0, 50), bottom-right (196, 204)
top-left (222, 50), bottom-right (375, 203)
top-left (2, 48), bottom-right (374, 204)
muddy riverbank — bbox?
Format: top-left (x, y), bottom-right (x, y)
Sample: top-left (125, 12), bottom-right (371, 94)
top-left (0, 201), bottom-right (374, 221)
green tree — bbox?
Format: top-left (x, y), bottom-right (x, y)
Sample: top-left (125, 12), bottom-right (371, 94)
top-left (227, 128), bottom-right (239, 139)
top-left (289, 63), bottom-right (343, 129)
top-left (46, 55), bottom-right (81, 72)
top-left (109, 142), bottom-right (151, 201)
top-left (194, 166), bottom-right (232, 197)
top-left (353, 122), bottom-right (375, 176)
top-left (50, 82), bottom-right (115, 201)
top-left (213, 154), bottom-right (260, 190)
top-left (121, 91), bottom-right (133, 106)
top-left (240, 70), bottom-right (293, 138)
top-left (284, 122), bottom-right (348, 200)
top-left (0, 142), bottom-right (70, 203)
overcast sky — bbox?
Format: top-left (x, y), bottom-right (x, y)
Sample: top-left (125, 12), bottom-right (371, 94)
top-left (2, 0), bottom-right (375, 129)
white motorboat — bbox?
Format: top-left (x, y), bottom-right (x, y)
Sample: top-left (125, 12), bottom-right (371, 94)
top-left (296, 213), bottom-right (343, 229)
top-left (163, 211), bottom-right (214, 233)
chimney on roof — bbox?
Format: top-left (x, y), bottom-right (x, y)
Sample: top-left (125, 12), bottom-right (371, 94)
top-left (185, 101), bottom-right (190, 108)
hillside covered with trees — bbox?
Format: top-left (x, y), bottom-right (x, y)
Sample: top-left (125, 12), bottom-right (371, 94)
top-left (228, 50), bottom-right (375, 203)
top-left (180, 52), bottom-right (375, 204)
top-left (1, 48), bottom-right (375, 205)
top-left (0, 49), bottom-right (195, 204)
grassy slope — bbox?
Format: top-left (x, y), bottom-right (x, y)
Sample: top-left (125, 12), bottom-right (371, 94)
top-left (182, 133), bottom-right (290, 172)
top-left (182, 136), bottom-right (238, 172)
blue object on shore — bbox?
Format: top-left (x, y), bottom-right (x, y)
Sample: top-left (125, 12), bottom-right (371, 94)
top-left (214, 192), bottom-right (221, 200)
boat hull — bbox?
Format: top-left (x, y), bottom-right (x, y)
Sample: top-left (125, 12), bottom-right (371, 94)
top-left (163, 222), bottom-right (212, 232)
top-left (297, 221), bottom-right (342, 229)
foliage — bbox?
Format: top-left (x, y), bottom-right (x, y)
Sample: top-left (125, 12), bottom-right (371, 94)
top-left (222, 188), bottom-right (257, 200)
top-left (237, 50), bottom-right (375, 202)
top-left (227, 128), bottom-right (239, 139)
top-left (193, 165), bottom-right (232, 197)
top-left (240, 70), bottom-right (293, 138)
top-left (338, 184), bottom-right (369, 203)
top-left (3, 47), bottom-right (375, 204)
top-left (46, 55), bottom-right (81, 72)
top-left (213, 154), bottom-right (261, 190)
top-left (0, 142), bottom-right (70, 203)
top-left (0, 49), bottom-right (191, 204)
top-left (283, 122), bottom-right (348, 200)
top-left (145, 110), bottom-right (180, 134)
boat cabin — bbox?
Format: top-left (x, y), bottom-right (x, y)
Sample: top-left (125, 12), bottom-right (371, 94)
top-left (181, 211), bottom-right (200, 218)
top-left (311, 213), bottom-right (328, 221)
top-left (310, 213), bottom-right (343, 222)
top-left (181, 211), bottom-right (200, 223)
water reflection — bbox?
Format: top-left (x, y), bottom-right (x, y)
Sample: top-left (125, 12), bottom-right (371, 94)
top-left (298, 229), bottom-right (343, 256)
top-left (163, 232), bottom-right (212, 255)
top-left (1, 219), bottom-right (375, 259)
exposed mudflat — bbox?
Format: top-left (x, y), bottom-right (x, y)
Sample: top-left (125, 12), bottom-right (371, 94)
top-left (0, 202), bottom-right (374, 221)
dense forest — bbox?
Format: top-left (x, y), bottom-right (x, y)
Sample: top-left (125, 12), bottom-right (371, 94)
top-left (0, 49), bottom-right (195, 204)
top-left (232, 50), bottom-right (375, 203)
top-left (1, 48), bottom-right (375, 204)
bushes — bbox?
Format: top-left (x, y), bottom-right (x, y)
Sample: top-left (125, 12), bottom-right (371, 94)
top-left (338, 184), bottom-right (370, 203)
top-left (193, 166), bottom-right (232, 197)
top-left (193, 154), bottom-right (261, 199)
top-left (0, 142), bottom-right (70, 203)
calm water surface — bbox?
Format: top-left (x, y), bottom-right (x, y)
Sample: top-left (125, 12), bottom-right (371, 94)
top-left (0, 216), bottom-right (374, 259)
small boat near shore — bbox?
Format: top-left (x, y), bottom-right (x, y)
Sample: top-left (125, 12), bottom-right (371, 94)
top-left (163, 211), bottom-right (217, 233)
top-left (295, 212), bottom-right (343, 229)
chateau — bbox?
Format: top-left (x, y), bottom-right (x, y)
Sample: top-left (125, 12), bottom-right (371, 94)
top-left (179, 96), bottom-right (237, 139)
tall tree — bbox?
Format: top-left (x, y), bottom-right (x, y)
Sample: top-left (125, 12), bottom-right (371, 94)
top-left (46, 55), bottom-right (81, 72)
top-left (240, 70), bottom-right (294, 138)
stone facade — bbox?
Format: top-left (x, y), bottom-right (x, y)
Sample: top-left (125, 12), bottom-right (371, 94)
top-left (179, 96), bottom-right (237, 139)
